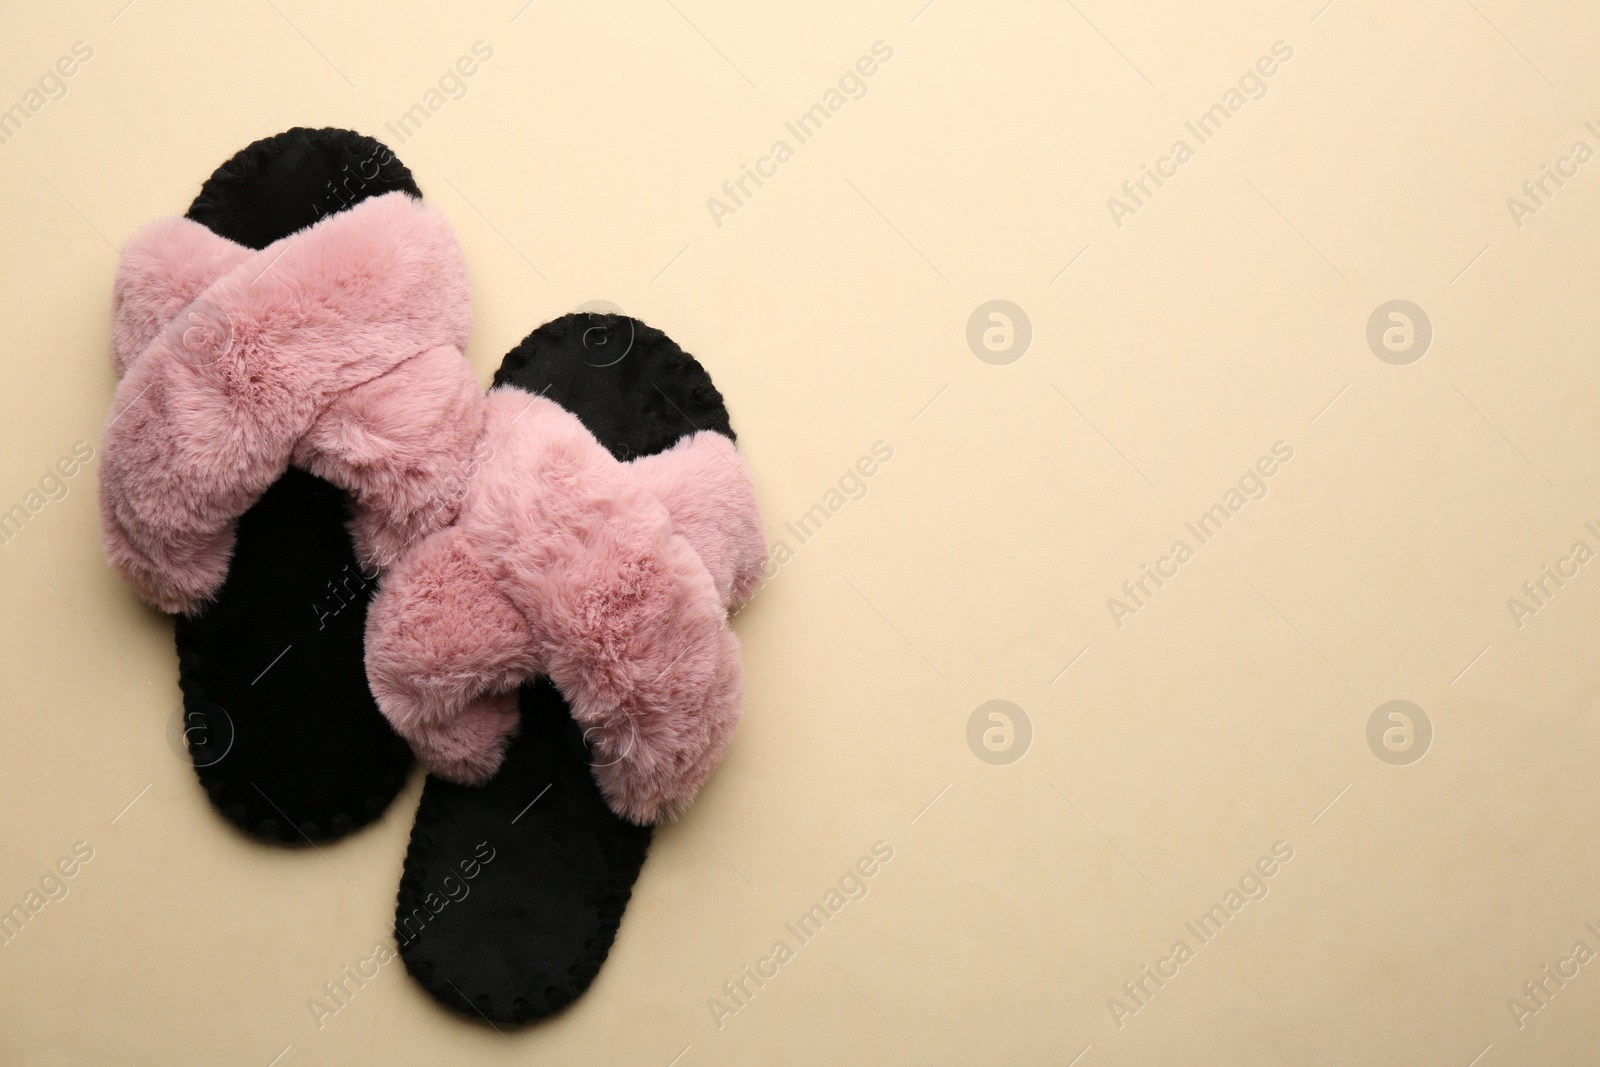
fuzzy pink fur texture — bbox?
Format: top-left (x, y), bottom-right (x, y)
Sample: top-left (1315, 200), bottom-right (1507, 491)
top-left (627, 432), bottom-right (767, 609)
top-left (99, 193), bottom-right (483, 613)
top-left (365, 388), bottom-right (767, 825)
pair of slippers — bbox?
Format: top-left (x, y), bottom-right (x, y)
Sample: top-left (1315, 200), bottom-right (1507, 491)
top-left (98, 128), bottom-right (764, 1023)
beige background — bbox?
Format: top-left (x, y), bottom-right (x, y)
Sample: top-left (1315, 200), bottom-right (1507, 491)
top-left (2, 0), bottom-right (1598, 1063)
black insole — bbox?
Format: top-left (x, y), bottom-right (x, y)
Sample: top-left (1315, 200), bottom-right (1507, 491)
top-left (171, 127), bottom-right (422, 843)
top-left (174, 469), bottom-right (412, 842)
top-left (397, 311), bottom-right (737, 1024)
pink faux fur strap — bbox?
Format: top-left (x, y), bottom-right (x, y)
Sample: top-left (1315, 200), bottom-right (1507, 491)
top-left (365, 389), bottom-right (768, 825)
top-left (99, 193), bottom-right (484, 614)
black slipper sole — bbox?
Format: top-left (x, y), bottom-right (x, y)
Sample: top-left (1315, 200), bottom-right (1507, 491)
top-left (396, 311), bottom-right (737, 1024)
top-left (172, 128), bottom-right (420, 843)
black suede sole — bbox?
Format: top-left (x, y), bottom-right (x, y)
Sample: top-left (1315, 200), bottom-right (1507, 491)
top-left (397, 312), bottom-right (736, 1024)
top-left (492, 311), bottom-right (736, 458)
top-left (172, 128), bottom-right (421, 843)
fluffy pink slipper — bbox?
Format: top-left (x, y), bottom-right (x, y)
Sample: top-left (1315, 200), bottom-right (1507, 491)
top-left (100, 191), bottom-right (483, 614)
top-left (365, 389), bottom-right (766, 825)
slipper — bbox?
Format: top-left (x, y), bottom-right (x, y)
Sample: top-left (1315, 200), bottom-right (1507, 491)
top-left (99, 128), bottom-right (483, 842)
top-left (375, 313), bottom-right (764, 1023)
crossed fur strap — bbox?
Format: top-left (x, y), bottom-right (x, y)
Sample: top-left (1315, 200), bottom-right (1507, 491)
top-left (99, 192), bottom-right (483, 614)
top-left (365, 390), bottom-right (768, 826)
